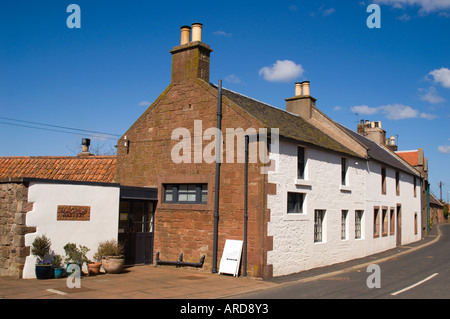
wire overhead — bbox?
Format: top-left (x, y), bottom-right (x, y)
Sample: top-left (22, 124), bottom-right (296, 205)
top-left (0, 116), bottom-right (121, 140)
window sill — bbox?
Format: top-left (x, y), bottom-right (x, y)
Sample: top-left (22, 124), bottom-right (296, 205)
top-left (283, 213), bottom-right (308, 221)
top-left (158, 202), bottom-right (211, 211)
top-left (295, 179), bottom-right (312, 187)
top-left (339, 185), bottom-right (352, 192)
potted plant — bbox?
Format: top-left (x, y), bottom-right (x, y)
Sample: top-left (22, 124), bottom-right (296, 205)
top-left (52, 254), bottom-right (65, 279)
top-left (31, 234), bottom-right (52, 280)
top-left (63, 242), bottom-right (90, 275)
top-left (95, 240), bottom-right (125, 274)
top-left (87, 255), bottom-right (102, 276)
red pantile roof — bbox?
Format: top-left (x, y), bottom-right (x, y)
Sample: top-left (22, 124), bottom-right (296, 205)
top-left (396, 151), bottom-right (419, 167)
top-left (0, 156), bottom-right (117, 183)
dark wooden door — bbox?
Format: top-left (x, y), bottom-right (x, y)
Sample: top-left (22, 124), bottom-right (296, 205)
top-left (118, 200), bottom-right (154, 265)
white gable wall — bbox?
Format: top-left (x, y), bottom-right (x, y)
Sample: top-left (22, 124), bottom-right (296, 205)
top-left (23, 182), bottom-right (120, 279)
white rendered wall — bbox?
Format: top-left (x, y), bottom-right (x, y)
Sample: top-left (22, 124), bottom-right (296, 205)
top-left (23, 182), bottom-right (120, 279)
top-left (267, 139), bottom-right (421, 277)
top-left (364, 160), bottom-right (422, 254)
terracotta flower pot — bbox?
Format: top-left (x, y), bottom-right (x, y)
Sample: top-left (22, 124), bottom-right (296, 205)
top-left (88, 262), bottom-right (102, 276)
top-left (101, 256), bottom-right (124, 274)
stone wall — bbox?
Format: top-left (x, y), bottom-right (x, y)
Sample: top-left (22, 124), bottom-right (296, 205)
top-left (116, 79), bottom-right (272, 278)
top-left (0, 181), bottom-right (34, 278)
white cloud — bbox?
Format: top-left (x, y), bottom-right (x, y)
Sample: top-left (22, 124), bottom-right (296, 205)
top-left (419, 86), bottom-right (446, 104)
top-left (420, 112), bottom-right (438, 120)
top-left (351, 105), bottom-right (380, 115)
top-left (321, 7), bottom-right (336, 16)
top-left (375, 0), bottom-right (450, 14)
top-left (138, 101), bottom-right (151, 106)
top-left (397, 13), bottom-right (412, 20)
top-left (428, 67), bottom-right (450, 88)
top-left (213, 30), bottom-right (232, 37)
top-left (351, 103), bottom-right (436, 120)
top-left (259, 60), bottom-right (304, 83)
top-left (438, 145), bottom-right (450, 154)
top-left (380, 104), bottom-right (419, 120)
top-left (224, 74), bottom-right (242, 84)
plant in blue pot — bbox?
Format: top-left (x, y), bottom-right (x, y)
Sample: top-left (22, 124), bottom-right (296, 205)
top-left (31, 234), bottom-right (52, 280)
top-left (52, 254), bottom-right (65, 279)
top-left (63, 243), bottom-right (90, 276)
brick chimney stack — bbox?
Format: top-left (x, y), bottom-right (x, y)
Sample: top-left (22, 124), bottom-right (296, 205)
top-left (170, 23), bottom-right (213, 83)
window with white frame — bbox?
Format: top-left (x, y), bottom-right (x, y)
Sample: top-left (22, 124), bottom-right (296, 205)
top-left (287, 192), bottom-right (304, 214)
top-left (341, 210), bottom-right (348, 240)
top-left (355, 210), bottom-right (363, 239)
top-left (341, 158), bottom-right (348, 186)
top-left (314, 210), bottom-right (325, 242)
top-left (297, 146), bottom-right (306, 179)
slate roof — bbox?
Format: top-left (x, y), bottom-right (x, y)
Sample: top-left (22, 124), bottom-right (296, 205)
top-left (339, 125), bottom-right (420, 176)
top-left (0, 156), bottom-right (117, 183)
top-left (215, 85), bottom-right (361, 159)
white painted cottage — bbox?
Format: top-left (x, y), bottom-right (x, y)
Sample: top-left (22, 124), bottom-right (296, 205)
top-left (265, 83), bottom-right (422, 276)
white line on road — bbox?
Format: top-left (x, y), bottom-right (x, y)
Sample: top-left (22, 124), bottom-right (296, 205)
top-left (391, 273), bottom-right (439, 296)
top-left (46, 289), bottom-right (67, 296)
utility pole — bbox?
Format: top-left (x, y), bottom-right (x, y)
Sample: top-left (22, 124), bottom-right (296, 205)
top-left (439, 181), bottom-right (443, 201)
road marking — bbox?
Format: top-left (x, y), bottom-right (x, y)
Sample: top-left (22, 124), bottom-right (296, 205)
top-left (46, 289), bottom-right (67, 296)
top-left (391, 273), bottom-right (439, 296)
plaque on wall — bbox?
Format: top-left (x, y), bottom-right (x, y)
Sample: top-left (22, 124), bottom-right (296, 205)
top-left (57, 205), bottom-right (91, 221)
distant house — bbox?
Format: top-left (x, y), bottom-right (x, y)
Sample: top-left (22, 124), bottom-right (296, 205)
top-left (429, 193), bottom-right (445, 224)
top-left (396, 148), bottom-right (430, 235)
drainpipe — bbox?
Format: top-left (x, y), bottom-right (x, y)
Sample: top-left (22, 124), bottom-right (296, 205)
top-left (212, 80), bottom-right (223, 274)
top-left (243, 135), bottom-right (249, 277)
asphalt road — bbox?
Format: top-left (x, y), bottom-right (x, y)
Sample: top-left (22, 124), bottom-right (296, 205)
top-left (239, 224), bottom-right (450, 299)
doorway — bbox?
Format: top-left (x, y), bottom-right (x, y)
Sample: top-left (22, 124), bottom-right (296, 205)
top-left (118, 200), bottom-right (155, 265)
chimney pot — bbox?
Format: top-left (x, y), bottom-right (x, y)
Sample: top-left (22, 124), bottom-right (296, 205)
top-left (302, 81), bottom-right (310, 96)
top-left (295, 82), bottom-right (302, 96)
top-left (191, 23), bottom-right (203, 42)
top-left (180, 25), bottom-right (191, 45)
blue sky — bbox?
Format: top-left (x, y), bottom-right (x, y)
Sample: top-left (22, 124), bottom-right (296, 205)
top-left (1, 0), bottom-right (449, 198)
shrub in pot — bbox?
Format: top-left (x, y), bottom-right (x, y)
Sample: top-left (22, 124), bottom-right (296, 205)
top-left (63, 243), bottom-right (89, 275)
top-left (31, 234), bottom-right (52, 280)
top-left (95, 240), bottom-right (125, 274)
top-left (52, 254), bottom-right (65, 279)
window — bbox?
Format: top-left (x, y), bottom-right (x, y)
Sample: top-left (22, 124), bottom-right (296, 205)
top-left (164, 184), bottom-right (208, 204)
top-left (413, 177), bottom-right (417, 198)
top-left (374, 208), bottom-right (380, 238)
top-left (396, 171), bottom-right (400, 196)
top-left (297, 146), bottom-right (305, 179)
top-left (390, 208), bottom-right (395, 235)
top-left (287, 192), bottom-right (304, 214)
top-left (341, 158), bottom-right (347, 186)
top-left (382, 208), bottom-right (388, 236)
top-left (414, 213), bottom-right (418, 235)
top-left (355, 210), bottom-right (363, 239)
top-left (314, 210), bottom-right (325, 242)
top-left (381, 167), bottom-right (386, 195)
top-left (341, 210), bottom-right (348, 240)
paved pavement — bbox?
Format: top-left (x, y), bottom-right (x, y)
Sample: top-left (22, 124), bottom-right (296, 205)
top-left (0, 224), bottom-right (443, 299)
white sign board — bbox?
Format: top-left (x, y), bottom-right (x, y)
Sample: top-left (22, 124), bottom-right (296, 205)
top-left (218, 239), bottom-right (243, 277)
